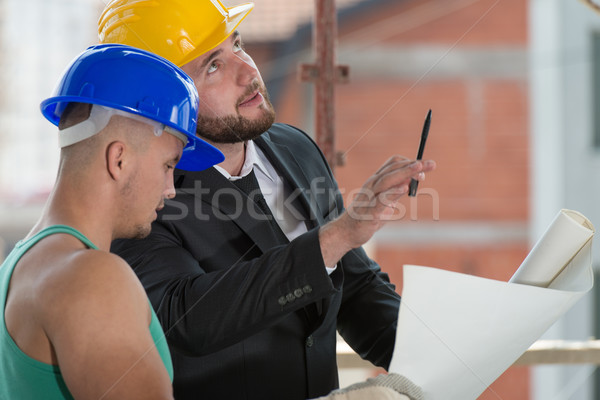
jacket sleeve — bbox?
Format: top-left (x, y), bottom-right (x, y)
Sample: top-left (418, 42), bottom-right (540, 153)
top-left (336, 244), bottom-right (401, 369)
top-left (112, 226), bottom-right (338, 356)
top-left (331, 176), bottom-right (400, 369)
top-left (269, 124), bottom-right (401, 370)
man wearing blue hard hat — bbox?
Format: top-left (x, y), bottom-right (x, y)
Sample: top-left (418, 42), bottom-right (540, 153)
top-left (0, 44), bottom-right (223, 399)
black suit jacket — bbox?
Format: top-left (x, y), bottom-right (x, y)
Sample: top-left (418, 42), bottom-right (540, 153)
top-left (112, 123), bottom-right (401, 400)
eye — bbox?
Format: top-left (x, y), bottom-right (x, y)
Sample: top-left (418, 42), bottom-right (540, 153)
top-left (233, 40), bottom-right (245, 53)
top-left (207, 61), bottom-right (218, 74)
top-left (165, 162), bottom-right (176, 171)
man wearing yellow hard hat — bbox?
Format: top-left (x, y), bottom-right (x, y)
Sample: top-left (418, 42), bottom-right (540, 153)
top-left (100, 1), bottom-right (435, 399)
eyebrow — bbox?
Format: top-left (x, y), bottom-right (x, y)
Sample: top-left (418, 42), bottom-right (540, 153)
top-left (169, 149), bottom-right (180, 163)
top-left (170, 152), bottom-right (181, 165)
top-left (198, 31), bottom-right (241, 70)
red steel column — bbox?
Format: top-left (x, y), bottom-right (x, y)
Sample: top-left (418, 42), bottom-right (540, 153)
top-left (299, 0), bottom-right (349, 172)
top-left (314, 0), bottom-right (337, 170)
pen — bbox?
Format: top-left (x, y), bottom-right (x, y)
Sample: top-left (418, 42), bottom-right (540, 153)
top-left (408, 109), bottom-right (431, 197)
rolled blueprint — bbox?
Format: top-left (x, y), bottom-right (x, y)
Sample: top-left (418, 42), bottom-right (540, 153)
top-left (389, 209), bottom-right (594, 400)
top-left (510, 209), bottom-right (594, 288)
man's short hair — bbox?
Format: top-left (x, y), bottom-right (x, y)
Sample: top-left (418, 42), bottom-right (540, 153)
top-left (58, 102), bottom-right (92, 131)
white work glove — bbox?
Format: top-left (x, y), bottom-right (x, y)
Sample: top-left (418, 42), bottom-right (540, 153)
top-left (311, 373), bottom-right (423, 400)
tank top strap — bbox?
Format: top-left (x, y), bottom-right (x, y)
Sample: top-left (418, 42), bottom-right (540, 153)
top-left (23, 225), bottom-right (98, 250)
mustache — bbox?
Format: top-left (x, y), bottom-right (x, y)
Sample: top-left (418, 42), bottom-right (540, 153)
top-left (236, 80), bottom-right (263, 107)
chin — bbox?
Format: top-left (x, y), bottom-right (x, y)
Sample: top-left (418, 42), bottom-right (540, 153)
top-left (196, 106), bottom-right (275, 144)
top-left (126, 224), bottom-right (152, 240)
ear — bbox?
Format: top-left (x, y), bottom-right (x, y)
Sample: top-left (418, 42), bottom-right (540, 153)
top-left (106, 141), bottom-right (127, 181)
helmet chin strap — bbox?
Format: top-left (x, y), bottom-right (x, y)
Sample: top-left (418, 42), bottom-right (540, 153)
top-left (58, 104), bottom-right (188, 148)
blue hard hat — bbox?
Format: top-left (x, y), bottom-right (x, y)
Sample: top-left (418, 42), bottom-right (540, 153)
top-left (40, 43), bottom-right (224, 171)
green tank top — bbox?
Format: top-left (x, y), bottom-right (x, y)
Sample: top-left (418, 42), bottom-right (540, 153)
top-left (0, 225), bottom-right (173, 399)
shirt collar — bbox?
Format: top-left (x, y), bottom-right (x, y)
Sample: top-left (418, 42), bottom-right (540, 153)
top-left (213, 140), bottom-right (275, 182)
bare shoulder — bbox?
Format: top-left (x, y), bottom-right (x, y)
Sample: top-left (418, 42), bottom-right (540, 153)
top-left (37, 248), bottom-right (150, 332)
top-left (63, 249), bottom-right (142, 290)
top-left (41, 248), bottom-right (144, 298)
top-left (28, 249), bottom-right (172, 399)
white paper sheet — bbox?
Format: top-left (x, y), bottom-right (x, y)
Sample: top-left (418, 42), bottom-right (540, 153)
top-left (388, 209), bottom-right (595, 400)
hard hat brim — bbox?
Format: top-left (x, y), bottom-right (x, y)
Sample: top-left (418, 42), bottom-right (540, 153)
top-left (177, 136), bottom-right (225, 171)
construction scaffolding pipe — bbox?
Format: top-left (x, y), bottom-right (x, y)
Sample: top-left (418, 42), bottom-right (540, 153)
top-left (314, 0), bottom-right (337, 170)
top-left (300, 0), bottom-right (349, 172)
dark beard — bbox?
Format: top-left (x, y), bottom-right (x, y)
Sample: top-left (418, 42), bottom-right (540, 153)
top-left (195, 84), bottom-right (276, 144)
top-left (196, 109), bottom-right (275, 143)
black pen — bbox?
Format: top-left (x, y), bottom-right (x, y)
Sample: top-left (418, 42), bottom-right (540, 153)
top-left (408, 109), bottom-right (431, 197)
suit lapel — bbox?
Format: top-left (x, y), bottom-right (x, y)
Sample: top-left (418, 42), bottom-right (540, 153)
top-left (175, 167), bottom-right (287, 253)
top-left (254, 136), bottom-right (322, 229)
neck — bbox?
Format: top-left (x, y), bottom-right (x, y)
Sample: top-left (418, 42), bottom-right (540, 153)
top-left (27, 174), bottom-right (116, 251)
top-left (209, 141), bottom-right (247, 176)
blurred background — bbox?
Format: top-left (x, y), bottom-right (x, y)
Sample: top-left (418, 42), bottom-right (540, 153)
top-left (2, 0), bottom-right (600, 398)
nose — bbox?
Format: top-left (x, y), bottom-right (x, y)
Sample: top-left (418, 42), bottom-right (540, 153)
top-left (234, 52), bottom-right (259, 86)
top-left (164, 188), bottom-right (176, 200)
top-left (164, 172), bottom-right (176, 200)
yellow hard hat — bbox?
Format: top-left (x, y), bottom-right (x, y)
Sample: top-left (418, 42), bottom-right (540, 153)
top-left (98, 0), bottom-right (254, 67)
